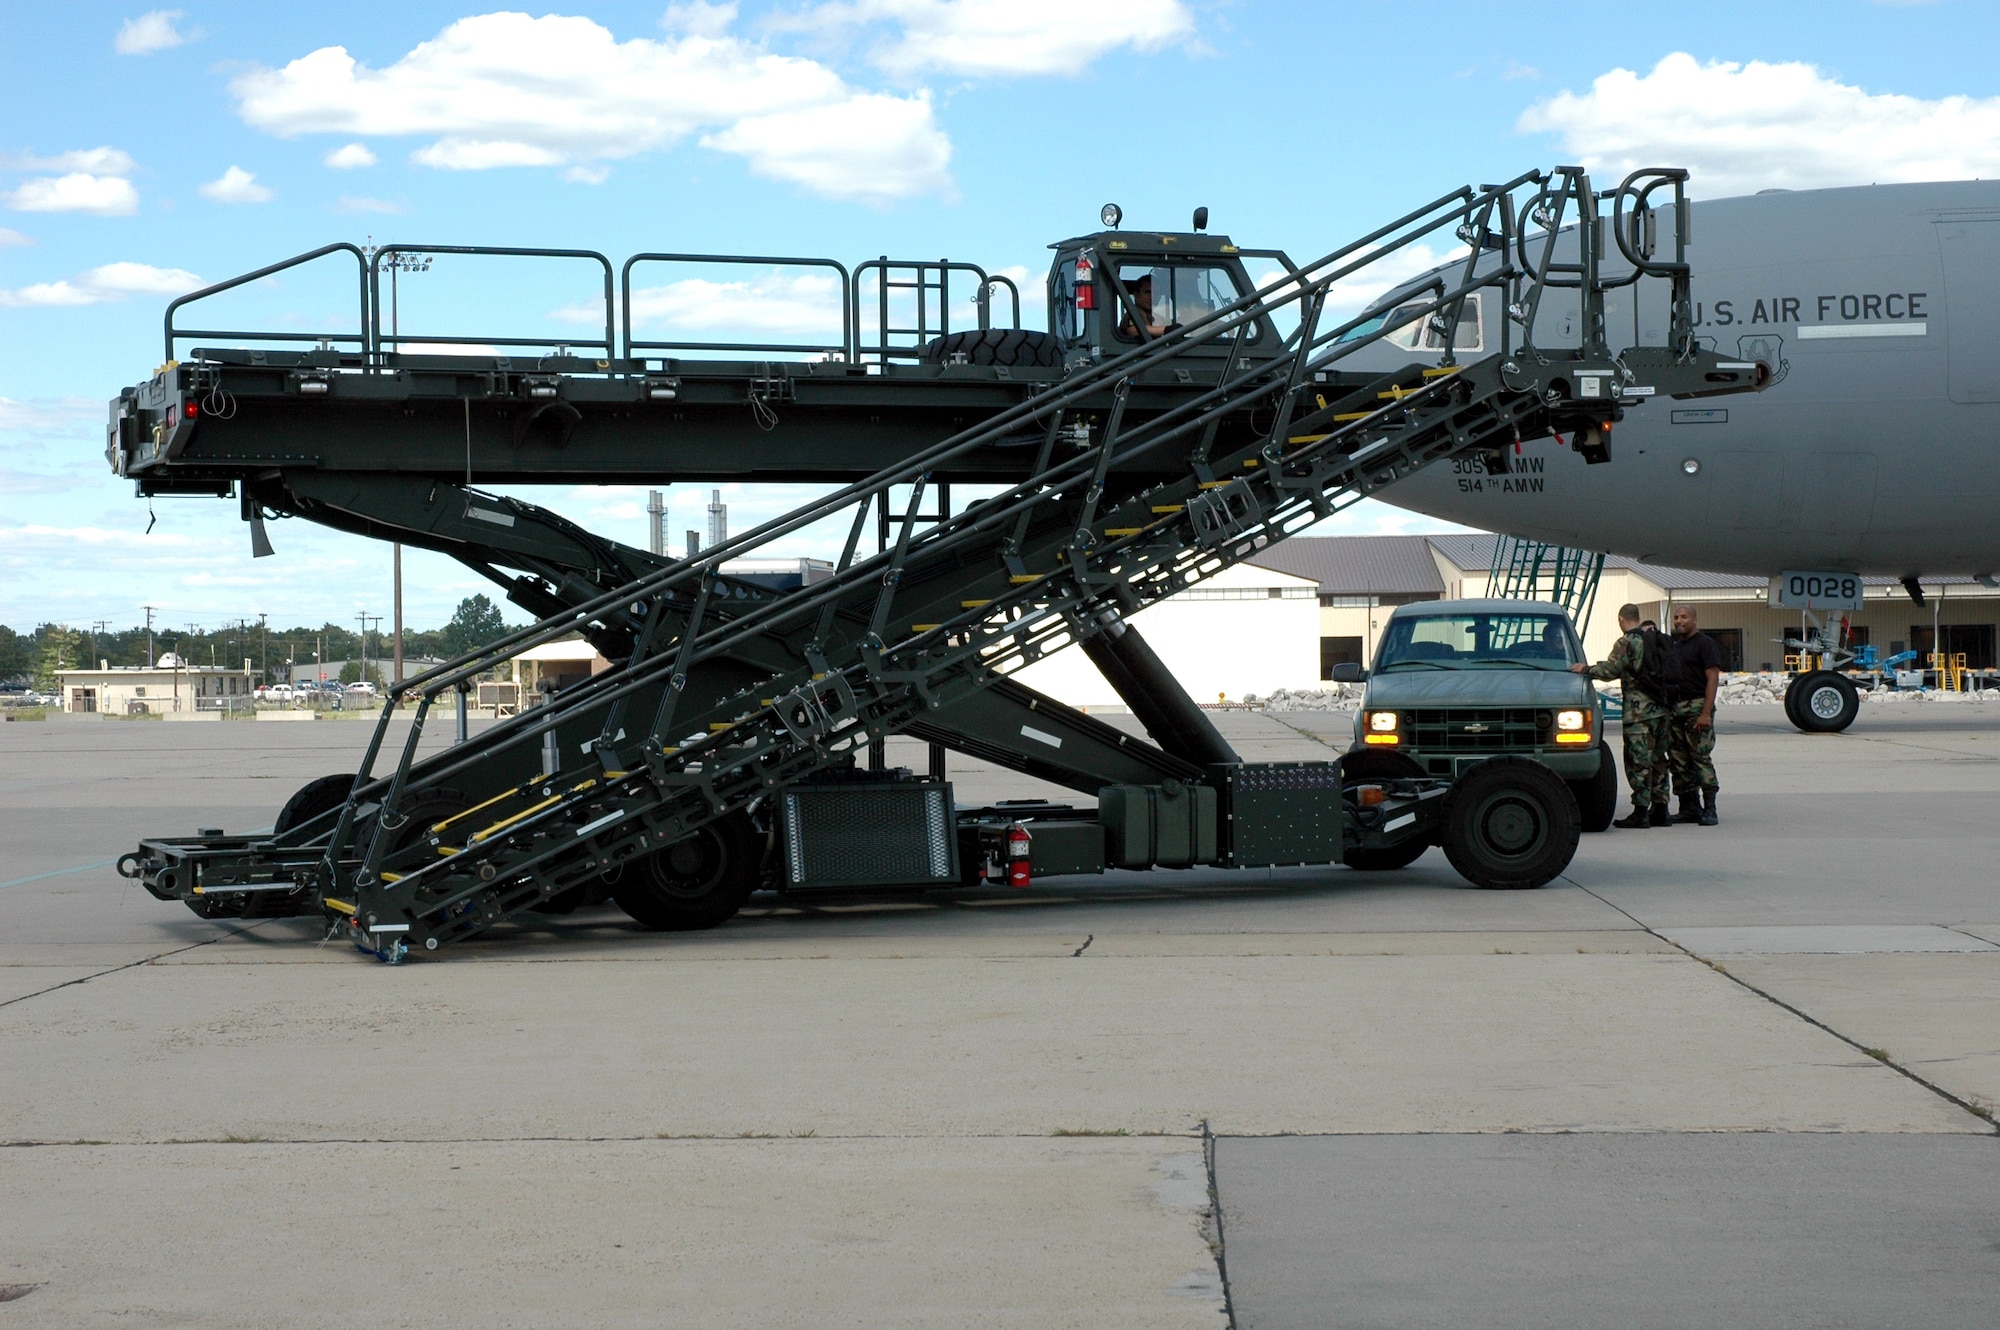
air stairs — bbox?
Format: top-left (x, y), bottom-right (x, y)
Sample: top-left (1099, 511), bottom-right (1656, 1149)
top-left (121, 166), bottom-right (1762, 956)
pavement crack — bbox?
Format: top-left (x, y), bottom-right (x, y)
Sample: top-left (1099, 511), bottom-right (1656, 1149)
top-left (1570, 881), bottom-right (2000, 1135)
top-left (1072, 934), bottom-right (1094, 957)
top-left (0, 921), bottom-right (271, 1011)
top-left (1201, 1120), bottom-right (1239, 1330)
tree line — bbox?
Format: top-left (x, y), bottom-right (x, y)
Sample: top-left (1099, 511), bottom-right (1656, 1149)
top-left (0, 595), bottom-right (514, 689)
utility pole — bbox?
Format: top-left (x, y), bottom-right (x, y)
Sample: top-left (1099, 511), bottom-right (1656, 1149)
top-left (91, 619), bottom-right (110, 668)
top-left (357, 612), bottom-right (382, 687)
top-left (258, 613), bottom-right (268, 679)
top-left (143, 605), bottom-right (155, 668)
top-left (393, 545), bottom-right (404, 686)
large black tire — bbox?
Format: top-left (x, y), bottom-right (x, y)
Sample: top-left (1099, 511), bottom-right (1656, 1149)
top-left (1567, 740), bottom-right (1618, 833)
top-left (1343, 840), bottom-right (1431, 872)
top-left (1781, 675), bottom-right (1806, 729)
top-left (1439, 756), bottom-right (1580, 890)
top-left (1340, 749), bottom-right (1433, 869)
top-left (613, 813), bottom-right (760, 931)
top-left (275, 773), bottom-right (358, 834)
top-left (1789, 670), bottom-right (1859, 733)
top-left (187, 772), bottom-right (358, 920)
top-left (922, 328), bottom-right (1063, 368)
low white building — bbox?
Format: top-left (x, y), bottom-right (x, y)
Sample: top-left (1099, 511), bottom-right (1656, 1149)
top-left (1010, 561), bottom-right (1322, 708)
top-left (55, 656), bottom-right (259, 714)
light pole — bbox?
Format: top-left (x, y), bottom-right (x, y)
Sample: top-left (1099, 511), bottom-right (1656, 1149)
top-left (357, 613), bottom-right (382, 689)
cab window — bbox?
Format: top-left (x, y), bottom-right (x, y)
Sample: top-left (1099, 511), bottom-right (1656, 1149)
top-left (1054, 258), bottom-right (1087, 341)
top-left (1381, 292), bottom-right (1484, 353)
top-left (1113, 264), bottom-right (1252, 341)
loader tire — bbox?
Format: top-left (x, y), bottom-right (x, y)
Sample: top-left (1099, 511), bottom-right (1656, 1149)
top-left (922, 329), bottom-right (1063, 368)
top-left (1439, 756), bottom-right (1579, 890)
top-left (613, 812), bottom-right (760, 931)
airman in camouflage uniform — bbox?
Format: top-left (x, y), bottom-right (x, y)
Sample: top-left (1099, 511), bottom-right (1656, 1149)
top-left (1572, 603), bottom-right (1670, 828)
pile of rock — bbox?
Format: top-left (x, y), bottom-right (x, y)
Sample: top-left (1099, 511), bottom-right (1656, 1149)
top-left (1252, 685), bottom-right (1364, 713)
top-left (1862, 684), bottom-right (2000, 705)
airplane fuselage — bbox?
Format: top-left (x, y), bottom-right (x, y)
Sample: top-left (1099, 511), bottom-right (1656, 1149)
top-left (1375, 180), bottom-right (2000, 579)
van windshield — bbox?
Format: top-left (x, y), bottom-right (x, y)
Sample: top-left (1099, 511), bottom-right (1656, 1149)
top-left (1375, 611), bottom-right (1581, 670)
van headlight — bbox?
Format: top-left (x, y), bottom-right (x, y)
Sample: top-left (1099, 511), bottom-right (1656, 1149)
top-left (1553, 708), bottom-right (1592, 743)
top-left (1363, 711), bottom-right (1400, 745)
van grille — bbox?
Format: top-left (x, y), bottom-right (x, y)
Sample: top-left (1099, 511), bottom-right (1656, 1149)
top-left (1405, 707), bottom-right (1546, 752)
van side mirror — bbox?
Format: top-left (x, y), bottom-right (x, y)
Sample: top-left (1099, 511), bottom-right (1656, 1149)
top-left (1330, 662), bottom-right (1365, 683)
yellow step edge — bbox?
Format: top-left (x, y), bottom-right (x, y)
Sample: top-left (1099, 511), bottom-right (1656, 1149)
top-left (1241, 459), bottom-right (1259, 467)
top-left (436, 845), bottom-right (461, 856)
top-left (1378, 388), bottom-right (1413, 400)
top-left (1288, 433), bottom-right (1330, 444)
top-left (470, 793), bottom-right (564, 844)
top-left (431, 774), bottom-right (549, 834)
top-left (960, 598), bottom-right (991, 608)
top-left (1199, 481), bottom-right (1227, 489)
top-left (1103, 527), bottom-right (1141, 537)
top-left (1150, 505), bottom-right (1183, 514)
top-left (1333, 411), bottom-right (1373, 422)
top-left (709, 722), bottom-right (732, 732)
top-left (912, 623), bottom-right (941, 632)
top-left (604, 771), bottom-right (626, 779)
top-left (324, 898), bottom-right (357, 916)
top-left (379, 871), bottom-right (403, 883)
top-left (1009, 574), bottom-right (1041, 583)
top-left (1422, 366), bottom-right (1463, 377)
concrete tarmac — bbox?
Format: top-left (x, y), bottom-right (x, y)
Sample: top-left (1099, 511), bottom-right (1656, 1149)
top-left (2, 708), bottom-right (1997, 1325)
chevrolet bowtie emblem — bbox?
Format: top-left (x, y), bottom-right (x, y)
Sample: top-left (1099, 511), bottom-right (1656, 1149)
top-left (1462, 723), bottom-right (1489, 733)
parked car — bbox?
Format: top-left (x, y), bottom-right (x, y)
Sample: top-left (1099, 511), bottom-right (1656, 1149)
top-left (264, 684), bottom-right (294, 702)
top-left (344, 681), bottom-right (378, 698)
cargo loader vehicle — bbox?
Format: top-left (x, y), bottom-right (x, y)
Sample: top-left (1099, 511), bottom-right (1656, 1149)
top-left (108, 166), bottom-right (1764, 959)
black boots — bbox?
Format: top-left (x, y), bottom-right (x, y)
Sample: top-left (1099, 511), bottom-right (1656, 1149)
top-left (1613, 807), bottom-right (1652, 829)
top-left (1674, 793), bottom-right (1703, 824)
top-left (1649, 804), bottom-right (1672, 827)
top-left (1699, 790), bottom-right (1719, 826)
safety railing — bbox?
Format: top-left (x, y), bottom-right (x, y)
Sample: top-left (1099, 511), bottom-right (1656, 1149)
top-left (164, 242), bottom-right (372, 365)
top-left (620, 254), bottom-right (852, 360)
top-left (369, 245), bottom-right (616, 362)
top-left (851, 259), bottom-right (1020, 362)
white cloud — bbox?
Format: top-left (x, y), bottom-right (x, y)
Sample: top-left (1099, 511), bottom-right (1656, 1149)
top-left (0, 228), bottom-right (30, 247)
top-left (701, 90), bottom-right (951, 202)
top-left (662, 1), bottom-right (738, 36)
top-left (115, 9), bottom-right (189, 55)
top-left (229, 11), bottom-right (952, 201)
top-left (197, 166), bottom-right (274, 204)
top-left (0, 396), bottom-right (100, 433)
top-left (323, 142), bottom-right (377, 169)
top-left (794, 0), bottom-right (1194, 77)
top-left (577, 268), bottom-right (848, 338)
top-left (5, 173), bottom-right (139, 215)
top-left (0, 261), bottom-right (204, 308)
top-left (334, 195), bottom-right (404, 214)
top-left (1519, 52), bottom-right (2000, 197)
top-left (9, 147), bottom-right (137, 174)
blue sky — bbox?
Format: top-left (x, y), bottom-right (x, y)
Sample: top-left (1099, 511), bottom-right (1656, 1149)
top-left (3, 0), bottom-right (1996, 633)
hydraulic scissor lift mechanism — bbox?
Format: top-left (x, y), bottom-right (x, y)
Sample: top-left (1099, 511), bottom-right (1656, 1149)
top-left (112, 168), bottom-right (1764, 960)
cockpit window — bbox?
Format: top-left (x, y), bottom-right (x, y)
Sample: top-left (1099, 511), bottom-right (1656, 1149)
top-left (1374, 610), bottom-right (1580, 670)
top-left (1379, 293), bottom-right (1484, 353)
top-left (1113, 264), bottom-right (1252, 341)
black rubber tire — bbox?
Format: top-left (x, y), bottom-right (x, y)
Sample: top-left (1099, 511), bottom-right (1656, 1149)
top-left (275, 773), bottom-right (357, 834)
top-left (187, 772), bottom-right (358, 920)
top-left (1781, 676), bottom-right (1806, 729)
top-left (1567, 740), bottom-right (1619, 833)
top-left (1343, 839), bottom-right (1431, 871)
top-left (922, 328), bottom-right (1063, 368)
top-left (612, 813), bottom-right (760, 931)
top-left (1439, 756), bottom-right (1581, 890)
top-left (1790, 670), bottom-right (1859, 733)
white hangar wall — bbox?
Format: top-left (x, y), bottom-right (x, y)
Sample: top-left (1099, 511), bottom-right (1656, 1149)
top-left (1009, 562), bottom-right (1321, 709)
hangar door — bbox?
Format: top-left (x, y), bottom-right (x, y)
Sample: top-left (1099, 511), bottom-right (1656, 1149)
top-left (1936, 220), bottom-right (2000, 404)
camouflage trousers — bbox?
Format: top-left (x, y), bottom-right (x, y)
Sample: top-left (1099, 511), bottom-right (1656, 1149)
top-left (1667, 697), bottom-right (1719, 794)
top-left (1619, 694), bottom-right (1671, 809)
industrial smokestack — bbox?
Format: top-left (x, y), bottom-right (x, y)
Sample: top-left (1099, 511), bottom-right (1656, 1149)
top-left (707, 488), bottom-right (727, 548)
top-left (647, 490), bottom-right (666, 556)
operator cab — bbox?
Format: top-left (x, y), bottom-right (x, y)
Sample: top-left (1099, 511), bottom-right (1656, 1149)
top-left (1047, 209), bottom-right (1281, 365)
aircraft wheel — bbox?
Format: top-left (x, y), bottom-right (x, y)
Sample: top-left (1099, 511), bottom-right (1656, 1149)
top-left (1790, 670), bottom-right (1859, 733)
top-left (613, 813), bottom-right (759, 931)
top-left (1781, 675), bottom-right (1807, 729)
top-left (1567, 740), bottom-right (1619, 833)
top-left (1439, 756), bottom-right (1580, 891)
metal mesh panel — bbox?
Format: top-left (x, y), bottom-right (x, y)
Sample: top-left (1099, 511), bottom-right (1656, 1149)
top-left (780, 781), bottom-right (958, 890)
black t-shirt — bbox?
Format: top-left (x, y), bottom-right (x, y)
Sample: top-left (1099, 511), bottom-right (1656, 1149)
top-left (1675, 630), bottom-right (1724, 698)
